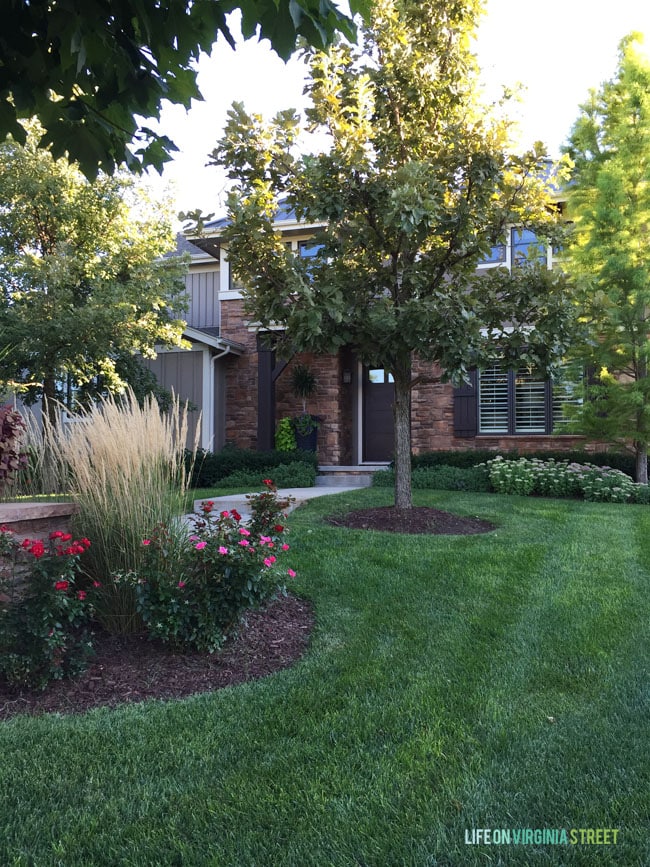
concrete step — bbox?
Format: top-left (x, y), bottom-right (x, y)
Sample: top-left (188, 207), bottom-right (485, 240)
top-left (315, 474), bottom-right (372, 487)
top-left (316, 466), bottom-right (385, 488)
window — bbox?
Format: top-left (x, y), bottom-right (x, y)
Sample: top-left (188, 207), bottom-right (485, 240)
top-left (478, 228), bottom-right (549, 269)
top-left (511, 228), bottom-right (547, 268)
top-left (478, 363), bottom-right (581, 435)
top-left (298, 240), bottom-right (323, 259)
top-left (368, 368), bottom-right (394, 384)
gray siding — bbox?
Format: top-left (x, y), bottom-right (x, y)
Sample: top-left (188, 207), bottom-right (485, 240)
top-left (182, 270), bottom-right (219, 330)
top-left (142, 350), bottom-right (204, 449)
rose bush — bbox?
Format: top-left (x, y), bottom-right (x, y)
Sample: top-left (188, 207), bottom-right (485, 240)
top-left (134, 481), bottom-right (297, 652)
top-left (0, 528), bottom-right (95, 688)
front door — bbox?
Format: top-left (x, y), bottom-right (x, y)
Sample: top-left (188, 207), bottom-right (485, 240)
top-left (362, 367), bottom-right (395, 461)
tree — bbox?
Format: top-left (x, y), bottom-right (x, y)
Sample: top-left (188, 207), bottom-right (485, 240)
top-left (0, 0), bottom-right (370, 180)
top-left (0, 124), bottom-right (189, 427)
top-left (564, 34), bottom-right (650, 483)
top-left (211, 0), bottom-right (574, 509)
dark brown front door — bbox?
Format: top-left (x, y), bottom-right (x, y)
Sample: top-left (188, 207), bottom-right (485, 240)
top-left (362, 367), bottom-right (394, 461)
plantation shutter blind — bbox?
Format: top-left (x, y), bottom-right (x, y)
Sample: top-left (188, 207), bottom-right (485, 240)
top-left (514, 369), bottom-right (547, 433)
top-left (478, 365), bottom-right (509, 433)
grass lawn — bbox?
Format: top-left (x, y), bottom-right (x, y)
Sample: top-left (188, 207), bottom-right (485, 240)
top-left (1, 488), bottom-right (648, 865)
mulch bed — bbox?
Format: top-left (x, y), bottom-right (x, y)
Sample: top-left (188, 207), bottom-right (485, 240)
top-left (0, 507), bottom-right (494, 722)
top-left (0, 593), bottom-right (313, 722)
top-left (326, 505), bottom-right (496, 535)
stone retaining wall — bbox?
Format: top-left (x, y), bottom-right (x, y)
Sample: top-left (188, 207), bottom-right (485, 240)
top-left (0, 502), bottom-right (79, 600)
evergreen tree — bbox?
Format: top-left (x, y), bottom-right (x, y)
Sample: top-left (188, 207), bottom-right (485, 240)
top-left (564, 34), bottom-right (650, 482)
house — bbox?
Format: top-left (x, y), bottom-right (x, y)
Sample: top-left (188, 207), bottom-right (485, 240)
top-left (145, 204), bottom-right (588, 468)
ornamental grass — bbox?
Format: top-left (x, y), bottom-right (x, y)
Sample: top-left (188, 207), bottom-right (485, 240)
top-left (46, 389), bottom-right (199, 633)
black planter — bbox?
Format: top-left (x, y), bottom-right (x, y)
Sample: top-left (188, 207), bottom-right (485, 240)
top-left (295, 427), bottom-right (318, 452)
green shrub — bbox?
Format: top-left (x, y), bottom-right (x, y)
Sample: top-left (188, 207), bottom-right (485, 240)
top-left (189, 445), bottom-right (318, 488)
top-left (218, 461), bottom-right (316, 489)
top-left (410, 449), bottom-right (501, 470)
top-left (485, 456), bottom-right (642, 503)
top-left (134, 484), bottom-right (296, 652)
top-left (373, 465), bottom-right (491, 492)
top-left (485, 457), bottom-right (537, 496)
top-left (275, 418), bottom-right (297, 451)
top-left (630, 484), bottom-right (650, 504)
top-left (579, 467), bottom-right (636, 503)
top-left (409, 448), bottom-right (635, 478)
top-left (0, 528), bottom-right (95, 688)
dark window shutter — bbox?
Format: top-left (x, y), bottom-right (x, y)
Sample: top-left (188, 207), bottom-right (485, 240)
top-left (453, 369), bottom-right (478, 437)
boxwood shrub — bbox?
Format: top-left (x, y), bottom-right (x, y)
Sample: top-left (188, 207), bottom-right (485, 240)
top-left (373, 465), bottom-right (491, 492)
top-left (188, 445), bottom-right (318, 488)
top-left (218, 461), bottom-right (317, 489)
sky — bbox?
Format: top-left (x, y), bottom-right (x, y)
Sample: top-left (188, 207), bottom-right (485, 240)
top-left (149, 0), bottom-right (650, 218)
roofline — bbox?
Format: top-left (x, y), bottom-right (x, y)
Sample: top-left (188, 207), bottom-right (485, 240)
top-left (183, 327), bottom-right (245, 355)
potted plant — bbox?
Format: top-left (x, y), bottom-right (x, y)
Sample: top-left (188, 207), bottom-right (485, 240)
top-left (290, 363), bottom-right (320, 452)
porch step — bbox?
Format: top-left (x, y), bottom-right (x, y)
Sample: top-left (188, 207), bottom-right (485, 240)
top-left (315, 466), bottom-right (386, 488)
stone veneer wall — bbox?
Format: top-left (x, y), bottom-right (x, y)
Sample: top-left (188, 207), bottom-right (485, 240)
top-left (221, 299), bottom-right (352, 465)
top-left (0, 502), bottom-right (79, 599)
top-left (0, 502), bottom-right (78, 539)
top-left (275, 351), bottom-right (350, 466)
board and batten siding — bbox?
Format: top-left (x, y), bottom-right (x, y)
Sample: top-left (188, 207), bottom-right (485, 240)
top-left (182, 269), bottom-right (219, 330)
top-left (142, 349), bottom-right (205, 449)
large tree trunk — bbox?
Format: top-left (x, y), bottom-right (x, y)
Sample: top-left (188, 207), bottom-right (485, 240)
top-left (392, 353), bottom-right (413, 510)
top-left (635, 443), bottom-right (648, 485)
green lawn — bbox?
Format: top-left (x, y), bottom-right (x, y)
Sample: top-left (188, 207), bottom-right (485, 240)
top-left (1, 489), bottom-right (648, 866)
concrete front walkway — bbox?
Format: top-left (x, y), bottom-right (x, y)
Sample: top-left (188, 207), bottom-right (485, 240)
top-left (192, 486), bottom-right (362, 522)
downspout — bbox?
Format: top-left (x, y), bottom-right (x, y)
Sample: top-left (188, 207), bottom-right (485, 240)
top-left (209, 344), bottom-right (232, 451)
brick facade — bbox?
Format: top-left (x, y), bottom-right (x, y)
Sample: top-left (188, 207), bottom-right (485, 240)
top-left (220, 299), bottom-right (258, 451)
top-left (220, 298), bottom-right (593, 464)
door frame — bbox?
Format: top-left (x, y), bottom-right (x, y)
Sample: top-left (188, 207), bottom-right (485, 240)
top-left (356, 361), bottom-right (394, 464)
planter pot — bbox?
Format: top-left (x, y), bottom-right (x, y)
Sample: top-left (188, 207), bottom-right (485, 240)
top-left (295, 427), bottom-right (318, 452)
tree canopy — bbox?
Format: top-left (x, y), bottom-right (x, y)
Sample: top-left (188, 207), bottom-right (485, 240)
top-left (0, 123), bottom-right (189, 426)
top-left (564, 33), bottom-right (650, 483)
top-left (211, 0), bottom-right (574, 508)
top-left (0, 0), bottom-right (370, 180)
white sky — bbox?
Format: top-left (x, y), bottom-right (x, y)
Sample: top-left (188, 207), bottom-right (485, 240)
top-left (149, 0), bottom-right (650, 217)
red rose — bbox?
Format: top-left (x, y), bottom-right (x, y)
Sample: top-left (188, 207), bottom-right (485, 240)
top-left (77, 590), bottom-right (87, 600)
top-left (55, 581), bottom-right (69, 591)
top-left (263, 479), bottom-right (273, 487)
top-left (30, 541), bottom-right (45, 558)
top-left (60, 533), bottom-right (72, 542)
top-left (274, 525), bottom-right (284, 532)
top-left (231, 509), bottom-right (241, 522)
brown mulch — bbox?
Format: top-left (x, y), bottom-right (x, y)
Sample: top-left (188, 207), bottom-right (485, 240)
top-left (0, 508), bottom-right (494, 722)
top-left (326, 505), bottom-right (496, 535)
top-left (0, 593), bottom-right (313, 722)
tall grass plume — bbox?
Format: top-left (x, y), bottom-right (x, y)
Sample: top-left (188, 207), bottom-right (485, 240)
top-left (47, 390), bottom-right (199, 632)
